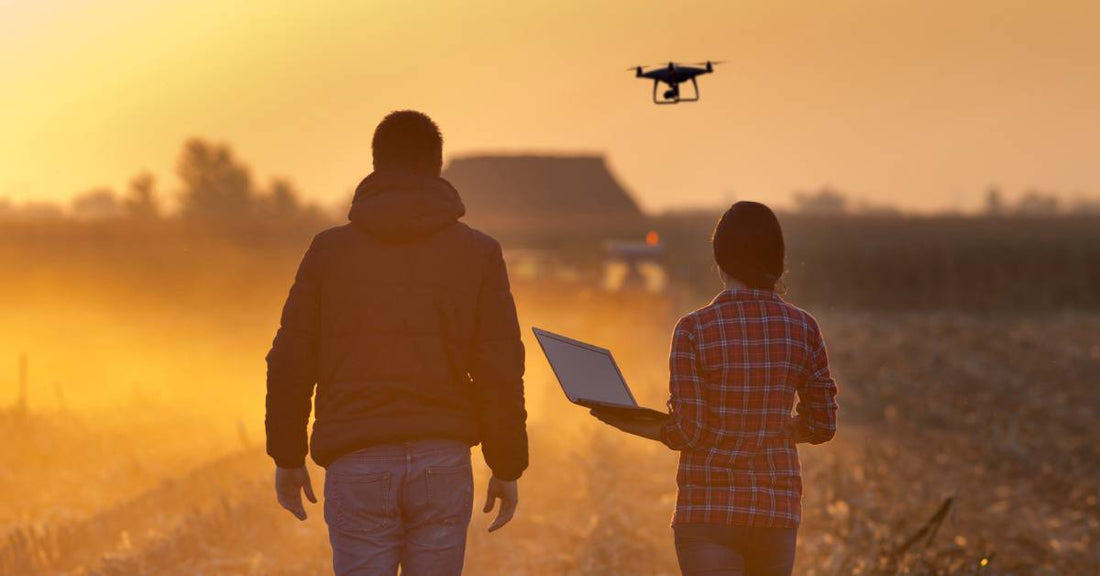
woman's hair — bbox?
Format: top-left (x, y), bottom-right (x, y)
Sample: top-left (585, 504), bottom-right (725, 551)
top-left (712, 201), bottom-right (786, 291)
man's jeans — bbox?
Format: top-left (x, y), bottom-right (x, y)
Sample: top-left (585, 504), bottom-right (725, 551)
top-left (324, 440), bottom-right (474, 576)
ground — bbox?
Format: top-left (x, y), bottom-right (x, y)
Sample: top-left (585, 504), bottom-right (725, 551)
top-left (1, 310), bottom-right (1097, 576)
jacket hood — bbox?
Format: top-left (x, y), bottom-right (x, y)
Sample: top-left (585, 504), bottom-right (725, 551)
top-left (347, 170), bottom-right (465, 241)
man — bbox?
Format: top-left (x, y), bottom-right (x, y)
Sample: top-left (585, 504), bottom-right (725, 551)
top-left (265, 110), bottom-right (528, 576)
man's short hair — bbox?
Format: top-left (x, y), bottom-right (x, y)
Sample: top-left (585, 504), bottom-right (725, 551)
top-left (372, 110), bottom-right (444, 174)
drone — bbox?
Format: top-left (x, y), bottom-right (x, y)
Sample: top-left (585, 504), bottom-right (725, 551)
top-left (629, 61), bottom-right (723, 104)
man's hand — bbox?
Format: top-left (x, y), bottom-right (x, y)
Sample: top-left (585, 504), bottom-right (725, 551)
top-left (591, 409), bottom-right (667, 442)
top-left (482, 476), bottom-right (518, 533)
top-left (275, 465), bottom-right (317, 521)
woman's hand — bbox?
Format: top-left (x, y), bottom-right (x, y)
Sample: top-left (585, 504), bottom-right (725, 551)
top-left (591, 409), bottom-right (668, 442)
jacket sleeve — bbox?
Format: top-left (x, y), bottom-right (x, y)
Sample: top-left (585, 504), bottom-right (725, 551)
top-left (265, 236), bottom-right (324, 468)
top-left (661, 316), bottom-right (707, 451)
top-left (468, 240), bottom-right (528, 481)
top-left (793, 321), bottom-right (839, 445)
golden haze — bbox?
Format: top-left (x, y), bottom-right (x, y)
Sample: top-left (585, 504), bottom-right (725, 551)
top-left (2, 0), bottom-right (1100, 211)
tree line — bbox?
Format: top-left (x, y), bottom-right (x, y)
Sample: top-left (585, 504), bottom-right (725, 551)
top-left (0, 139), bottom-right (327, 224)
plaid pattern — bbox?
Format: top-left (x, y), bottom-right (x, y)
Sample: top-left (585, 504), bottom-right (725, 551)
top-left (660, 288), bottom-right (839, 528)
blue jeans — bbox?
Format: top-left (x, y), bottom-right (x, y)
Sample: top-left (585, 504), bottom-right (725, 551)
top-left (324, 440), bottom-right (474, 576)
top-left (673, 524), bottom-right (797, 576)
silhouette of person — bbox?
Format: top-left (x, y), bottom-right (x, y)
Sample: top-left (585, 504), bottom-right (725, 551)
top-left (265, 110), bottom-right (528, 576)
top-left (593, 202), bottom-right (838, 576)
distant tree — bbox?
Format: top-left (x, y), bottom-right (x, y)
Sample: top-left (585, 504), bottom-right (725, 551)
top-left (263, 177), bottom-right (302, 218)
top-left (177, 138), bottom-right (255, 221)
top-left (793, 186), bottom-right (848, 216)
top-left (19, 201), bottom-right (64, 220)
top-left (1070, 195), bottom-right (1100, 215)
top-left (72, 188), bottom-right (122, 220)
top-left (261, 177), bottom-right (331, 223)
top-left (124, 172), bottom-right (160, 220)
top-left (985, 186), bottom-right (1004, 216)
top-left (854, 198), bottom-right (902, 217)
top-left (1014, 189), bottom-right (1060, 216)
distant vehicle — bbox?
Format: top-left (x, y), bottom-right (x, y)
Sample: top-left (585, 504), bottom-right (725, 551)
top-left (602, 231), bottom-right (667, 294)
top-left (628, 61), bottom-right (723, 104)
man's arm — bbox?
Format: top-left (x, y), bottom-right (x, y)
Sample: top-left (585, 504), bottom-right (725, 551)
top-left (265, 236), bottom-right (324, 469)
top-left (468, 240), bottom-right (527, 533)
top-left (792, 322), bottom-right (839, 444)
top-left (468, 240), bottom-right (528, 481)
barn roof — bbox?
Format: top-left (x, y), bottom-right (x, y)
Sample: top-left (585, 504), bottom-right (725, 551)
top-left (443, 155), bottom-right (644, 230)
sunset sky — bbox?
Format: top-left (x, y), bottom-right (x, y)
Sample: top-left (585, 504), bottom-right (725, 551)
top-left (2, 0), bottom-right (1099, 213)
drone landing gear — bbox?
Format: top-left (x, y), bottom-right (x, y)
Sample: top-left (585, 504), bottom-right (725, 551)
top-left (652, 77), bottom-right (700, 105)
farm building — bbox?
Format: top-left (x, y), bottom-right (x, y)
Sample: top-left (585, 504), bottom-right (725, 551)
top-left (442, 154), bottom-right (648, 243)
top-left (443, 154), bottom-right (667, 297)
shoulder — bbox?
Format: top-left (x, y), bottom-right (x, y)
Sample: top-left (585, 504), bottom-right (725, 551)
top-left (457, 222), bottom-right (500, 248)
top-left (776, 298), bottom-right (824, 343)
top-left (294, 225), bottom-right (351, 263)
top-left (450, 222), bottom-right (503, 257)
top-left (783, 299), bottom-right (820, 328)
top-left (673, 308), bottom-right (705, 338)
top-left (677, 293), bottom-right (734, 332)
top-left (309, 224), bottom-right (353, 248)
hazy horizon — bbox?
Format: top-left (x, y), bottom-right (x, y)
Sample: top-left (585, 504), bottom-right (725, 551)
top-left (3, 1), bottom-right (1100, 213)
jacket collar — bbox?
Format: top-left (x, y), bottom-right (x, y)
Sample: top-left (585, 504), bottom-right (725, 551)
top-left (711, 287), bottom-right (783, 306)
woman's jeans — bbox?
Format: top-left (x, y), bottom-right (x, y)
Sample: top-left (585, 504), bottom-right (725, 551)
top-left (324, 439), bottom-right (474, 576)
top-left (674, 523), bottom-right (798, 576)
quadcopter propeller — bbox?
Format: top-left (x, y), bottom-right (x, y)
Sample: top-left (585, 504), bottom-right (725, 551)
top-left (688, 60), bottom-right (726, 66)
top-left (624, 63), bottom-right (665, 71)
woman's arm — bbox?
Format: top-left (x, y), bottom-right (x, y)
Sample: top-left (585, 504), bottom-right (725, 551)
top-left (592, 316), bottom-right (705, 449)
top-left (658, 317), bottom-right (707, 450)
top-left (590, 410), bottom-right (667, 442)
top-left (792, 322), bottom-right (839, 444)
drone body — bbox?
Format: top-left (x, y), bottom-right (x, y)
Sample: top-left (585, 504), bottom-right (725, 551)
top-left (630, 61), bottom-right (722, 104)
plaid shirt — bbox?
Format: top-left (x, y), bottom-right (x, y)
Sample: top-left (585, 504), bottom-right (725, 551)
top-left (660, 288), bottom-right (839, 528)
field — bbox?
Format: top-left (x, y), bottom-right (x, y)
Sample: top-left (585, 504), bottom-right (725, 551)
top-left (1, 217), bottom-right (1098, 575)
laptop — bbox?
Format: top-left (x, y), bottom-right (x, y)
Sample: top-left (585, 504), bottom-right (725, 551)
top-left (532, 327), bottom-right (667, 420)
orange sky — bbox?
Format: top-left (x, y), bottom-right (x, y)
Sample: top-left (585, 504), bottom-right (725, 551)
top-left (2, 0), bottom-right (1099, 212)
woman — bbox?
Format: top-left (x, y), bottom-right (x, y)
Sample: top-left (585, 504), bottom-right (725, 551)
top-left (593, 201), bottom-right (839, 576)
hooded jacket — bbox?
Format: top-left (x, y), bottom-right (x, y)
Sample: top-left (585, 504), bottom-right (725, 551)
top-left (265, 170), bottom-right (528, 480)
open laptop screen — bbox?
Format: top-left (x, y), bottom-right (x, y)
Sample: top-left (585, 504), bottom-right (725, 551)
top-left (532, 328), bottom-right (637, 407)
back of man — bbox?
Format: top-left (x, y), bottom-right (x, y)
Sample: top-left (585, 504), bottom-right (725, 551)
top-left (265, 111), bottom-right (528, 576)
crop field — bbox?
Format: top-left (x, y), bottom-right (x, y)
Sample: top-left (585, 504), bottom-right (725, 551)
top-left (1, 219), bottom-right (1097, 575)
top-left (2, 306), bottom-right (1097, 575)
